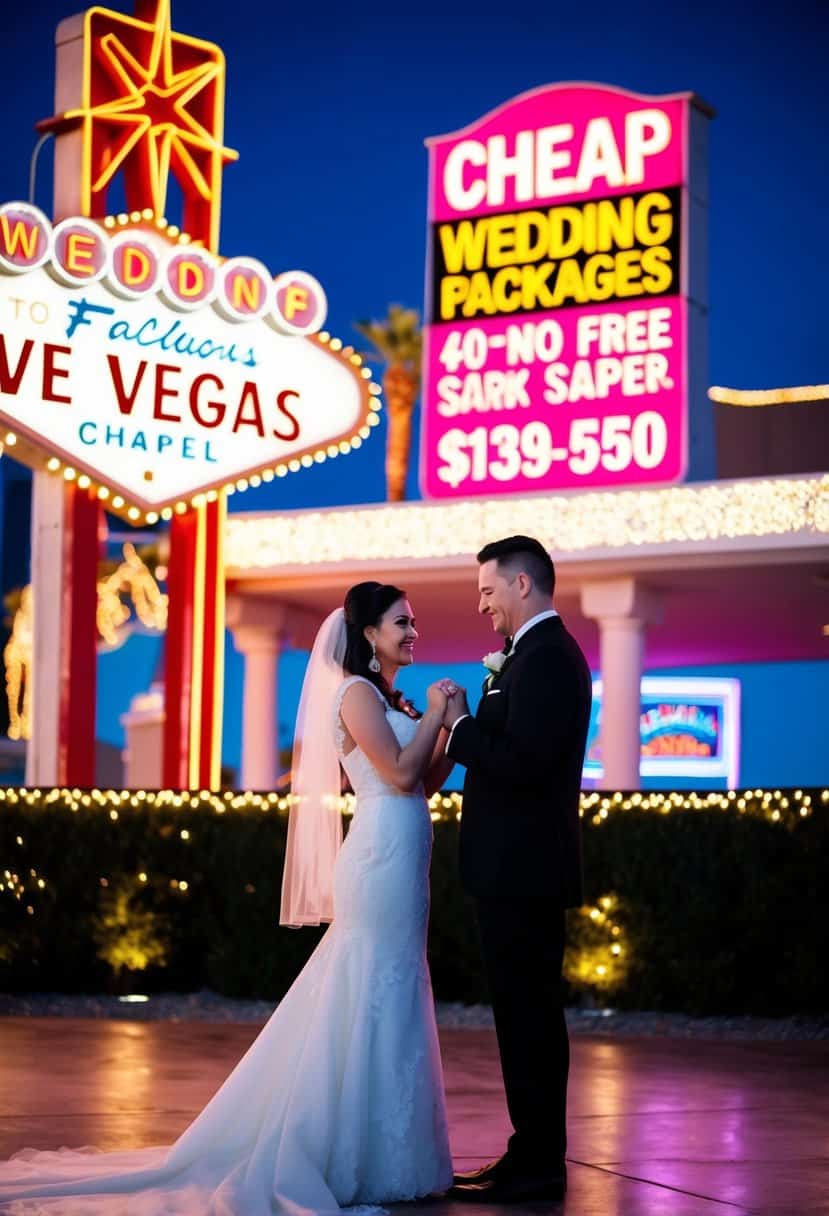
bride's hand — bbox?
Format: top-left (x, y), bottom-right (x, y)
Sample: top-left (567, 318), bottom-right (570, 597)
top-left (426, 681), bottom-right (452, 712)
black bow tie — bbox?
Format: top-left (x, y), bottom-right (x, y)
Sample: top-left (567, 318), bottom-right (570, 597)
top-left (502, 637), bottom-right (513, 654)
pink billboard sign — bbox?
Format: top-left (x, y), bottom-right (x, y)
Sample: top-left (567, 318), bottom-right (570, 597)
top-left (421, 84), bottom-right (694, 499)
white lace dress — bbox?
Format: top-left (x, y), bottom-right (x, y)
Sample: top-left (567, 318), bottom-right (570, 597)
top-left (0, 676), bottom-right (453, 1215)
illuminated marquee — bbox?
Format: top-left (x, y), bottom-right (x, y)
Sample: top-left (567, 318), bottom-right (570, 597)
top-left (585, 677), bottom-right (741, 785)
top-left (421, 84), bottom-right (707, 499)
top-left (0, 203), bottom-right (380, 521)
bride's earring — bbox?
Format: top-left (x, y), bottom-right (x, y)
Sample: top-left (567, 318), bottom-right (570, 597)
top-left (368, 640), bottom-right (381, 673)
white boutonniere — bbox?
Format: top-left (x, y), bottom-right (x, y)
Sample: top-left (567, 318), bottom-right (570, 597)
top-left (482, 650), bottom-right (508, 676)
top-left (482, 648), bottom-right (511, 690)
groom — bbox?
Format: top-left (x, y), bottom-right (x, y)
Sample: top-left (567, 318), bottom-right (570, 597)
top-left (443, 535), bottom-right (592, 1203)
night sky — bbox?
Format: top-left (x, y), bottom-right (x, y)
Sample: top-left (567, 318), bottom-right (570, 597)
top-left (1, 0), bottom-right (826, 509)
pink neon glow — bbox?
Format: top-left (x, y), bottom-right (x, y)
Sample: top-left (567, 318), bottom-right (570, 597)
top-left (428, 83), bottom-right (687, 221)
top-left (420, 296), bottom-right (687, 497)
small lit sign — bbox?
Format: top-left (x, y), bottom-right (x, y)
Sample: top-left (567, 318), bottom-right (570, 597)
top-left (585, 677), bottom-right (741, 785)
top-left (421, 84), bottom-right (697, 499)
top-left (0, 203), bottom-right (378, 520)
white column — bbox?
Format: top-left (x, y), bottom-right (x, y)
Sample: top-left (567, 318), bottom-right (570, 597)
top-left (597, 616), bottom-right (644, 790)
top-left (25, 472), bottom-right (65, 786)
top-left (581, 579), bottom-right (662, 791)
top-left (120, 683), bottom-right (164, 790)
top-left (234, 627), bottom-right (282, 791)
top-left (227, 595), bottom-right (293, 792)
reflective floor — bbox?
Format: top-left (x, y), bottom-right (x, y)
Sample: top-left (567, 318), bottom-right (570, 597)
top-left (0, 1019), bottom-right (827, 1214)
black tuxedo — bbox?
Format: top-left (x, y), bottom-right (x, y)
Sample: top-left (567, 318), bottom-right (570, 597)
top-left (450, 614), bottom-right (591, 906)
top-left (447, 614), bottom-right (592, 1170)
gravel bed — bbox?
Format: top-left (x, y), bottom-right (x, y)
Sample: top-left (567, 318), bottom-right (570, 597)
top-left (0, 991), bottom-right (826, 1040)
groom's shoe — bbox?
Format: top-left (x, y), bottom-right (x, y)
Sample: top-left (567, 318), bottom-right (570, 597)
top-left (448, 1168), bottom-right (566, 1204)
top-left (452, 1154), bottom-right (510, 1186)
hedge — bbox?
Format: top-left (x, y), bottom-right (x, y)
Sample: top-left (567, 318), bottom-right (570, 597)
top-left (1, 787), bottom-right (825, 1015)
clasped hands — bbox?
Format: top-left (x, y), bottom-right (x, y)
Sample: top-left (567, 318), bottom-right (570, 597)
top-left (427, 679), bottom-right (469, 730)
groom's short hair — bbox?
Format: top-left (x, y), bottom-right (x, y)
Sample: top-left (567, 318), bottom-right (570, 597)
top-left (477, 535), bottom-right (555, 597)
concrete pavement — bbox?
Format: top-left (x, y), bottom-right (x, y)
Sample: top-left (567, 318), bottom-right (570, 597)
top-left (0, 1018), bottom-right (827, 1214)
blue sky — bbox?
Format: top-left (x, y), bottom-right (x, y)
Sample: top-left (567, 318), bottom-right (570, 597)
top-left (1, 0), bottom-right (826, 509)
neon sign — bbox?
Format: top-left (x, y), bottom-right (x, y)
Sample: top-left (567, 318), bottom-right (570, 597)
top-left (0, 204), bottom-right (379, 521)
top-left (585, 677), bottom-right (741, 784)
top-left (421, 84), bottom-right (705, 499)
top-left (37, 0), bottom-right (236, 251)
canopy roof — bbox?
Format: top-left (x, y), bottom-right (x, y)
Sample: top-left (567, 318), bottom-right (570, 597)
top-left (225, 473), bottom-right (829, 668)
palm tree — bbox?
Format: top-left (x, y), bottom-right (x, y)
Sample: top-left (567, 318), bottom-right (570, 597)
top-left (354, 305), bottom-right (422, 501)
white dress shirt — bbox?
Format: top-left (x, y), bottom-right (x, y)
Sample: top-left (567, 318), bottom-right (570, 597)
top-left (445, 608), bottom-right (559, 751)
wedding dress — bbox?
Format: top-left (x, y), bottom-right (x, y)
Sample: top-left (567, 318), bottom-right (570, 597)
top-left (0, 675), bottom-right (453, 1215)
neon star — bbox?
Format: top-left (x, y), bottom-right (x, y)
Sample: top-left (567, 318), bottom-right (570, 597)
top-left (38, 0), bottom-right (237, 251)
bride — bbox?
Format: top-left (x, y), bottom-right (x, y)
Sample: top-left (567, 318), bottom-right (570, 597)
top-left (0, 581), bottom-right (462, 1215)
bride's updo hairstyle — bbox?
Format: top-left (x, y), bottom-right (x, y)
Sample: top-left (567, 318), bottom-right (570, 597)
top-left (343, 581), bottom-right (421, 718)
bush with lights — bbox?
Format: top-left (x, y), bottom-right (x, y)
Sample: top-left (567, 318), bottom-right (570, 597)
top-left (0, 786), bottom-right (825, 1014)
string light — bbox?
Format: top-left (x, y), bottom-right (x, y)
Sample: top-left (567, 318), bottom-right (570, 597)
top-left (709, 384), bottom-right (829, 406)
top-left (1, 789), bottom-right (818, 946)
top-left (564, 892), bottom-right (628, 990)
top-left (0, 785), bottom-right (817, 823)
top-left (225, 474), bottom-right (828, 570)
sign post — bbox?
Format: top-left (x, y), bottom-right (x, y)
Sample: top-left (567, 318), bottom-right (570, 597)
top-left (27, 11), bottom-right (101, 788)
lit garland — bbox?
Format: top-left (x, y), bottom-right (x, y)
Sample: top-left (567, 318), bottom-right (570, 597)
top-left (1, 788), bottom-right (821, 991)
top-left (708, 384), bottom-right (829, 407)
top-left (92, 877), bottom-right (170, 976)
top-left (96, 542), bottom-right (168, 645)
top-left (0, 783), bottom-right (811, 841)
top-left (1, 787), bottom-right (819, 913)
top-left (3, 586), bottom-right (32, 741)
top-left (0, 825), bottom-right (47, 918)
top-left (0, 785), bottom-right (820, 915)
top-left (563, 894), bottom-right (628, 992)
top-left (0, 784), bottom-right (819, 827)
top-left (225, 474), bottom-right (829, 570)
top-left (4, 545), bottom-right (168, 740)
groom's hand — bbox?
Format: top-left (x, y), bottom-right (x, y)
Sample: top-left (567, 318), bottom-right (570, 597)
top-left (443, 685), bottom-right (469, 729)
